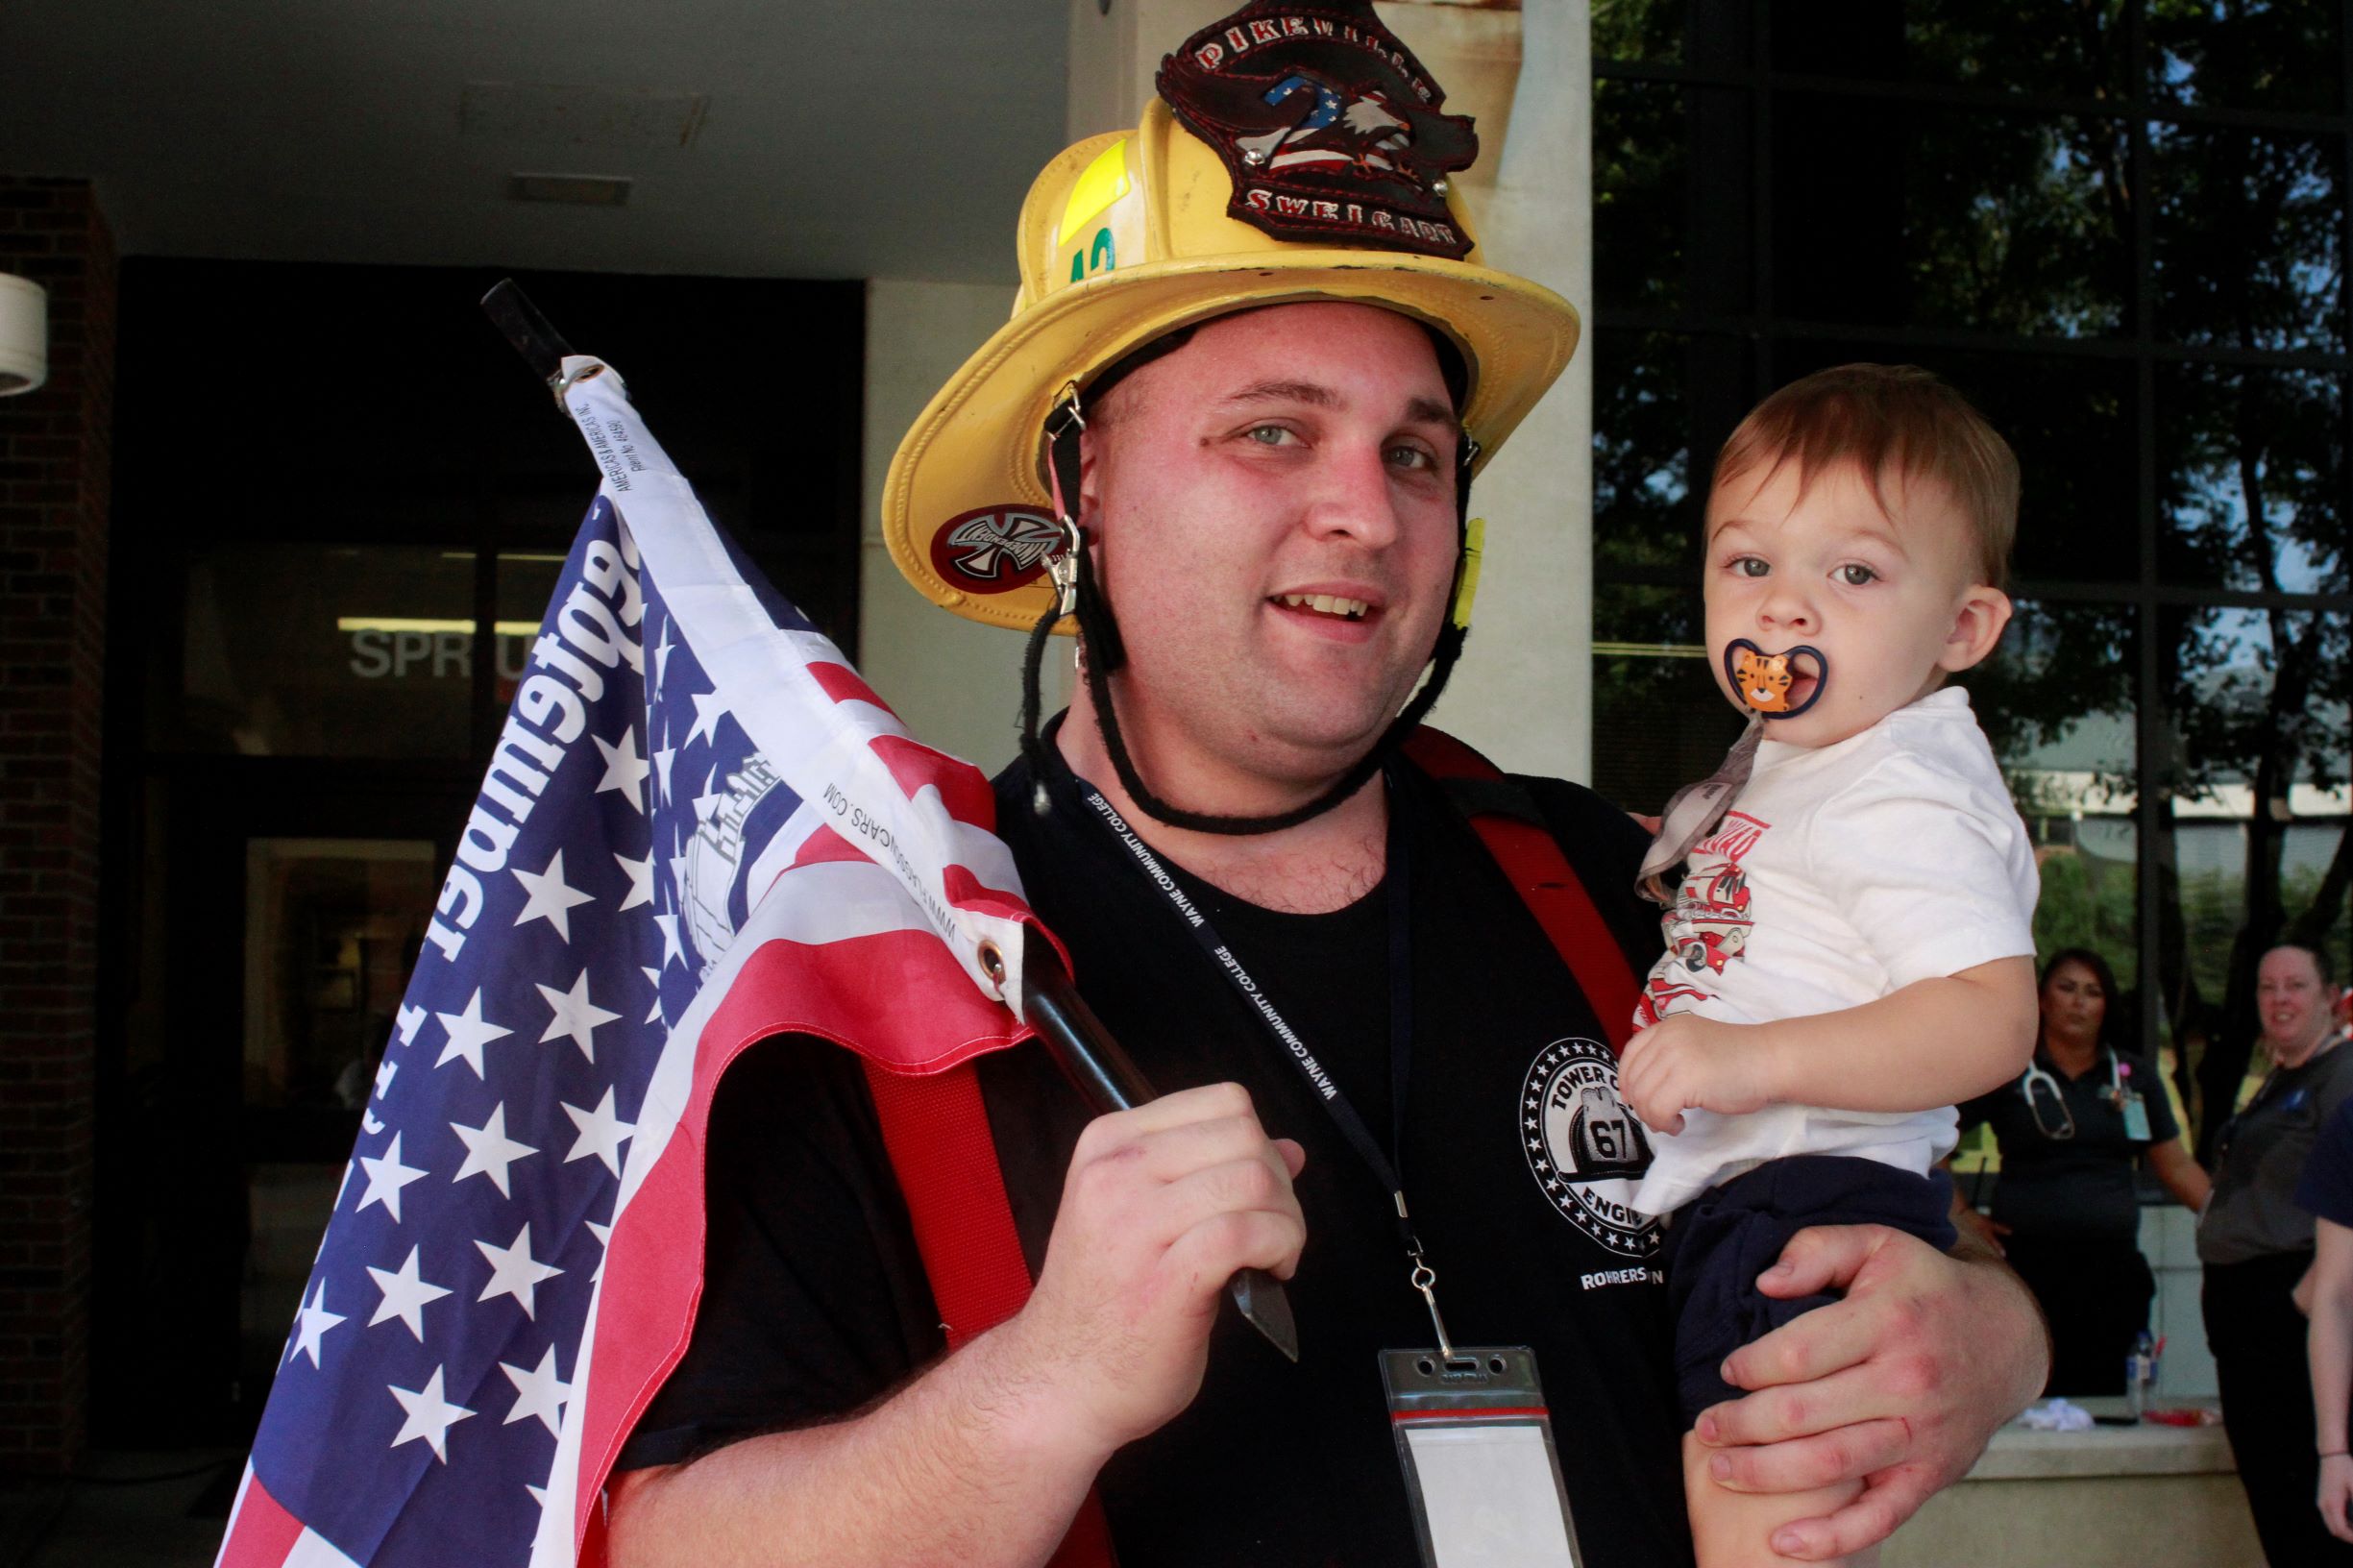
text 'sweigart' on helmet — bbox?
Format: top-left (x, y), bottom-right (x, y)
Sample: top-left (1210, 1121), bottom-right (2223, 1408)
top-left (882, 0), bottom-right (1582, 633)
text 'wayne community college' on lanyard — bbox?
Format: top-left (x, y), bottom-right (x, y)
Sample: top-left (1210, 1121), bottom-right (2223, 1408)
top-left (1071, 766), bottom-right (1468, 1356)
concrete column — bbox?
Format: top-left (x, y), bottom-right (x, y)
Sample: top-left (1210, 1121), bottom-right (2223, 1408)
top-left (1387, 1), bottom-right (1594, 784)
top-left (856, 280), bottom-right (1036, 772)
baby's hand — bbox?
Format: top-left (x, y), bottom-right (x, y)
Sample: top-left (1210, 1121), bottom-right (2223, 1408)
top-left (1619, 1014), bottom-right (1774, 1135)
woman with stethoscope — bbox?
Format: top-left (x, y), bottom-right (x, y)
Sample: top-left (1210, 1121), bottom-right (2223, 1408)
top-left (1951, 947), bottom-right (2211, 1394)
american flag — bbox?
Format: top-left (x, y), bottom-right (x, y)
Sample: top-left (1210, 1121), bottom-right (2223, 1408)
top-left (216, 357), bottom-right (1045, 1567)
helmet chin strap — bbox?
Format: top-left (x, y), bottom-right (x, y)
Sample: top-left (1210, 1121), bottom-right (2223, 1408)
top-left (1016, 391), bottom-right (1475, 836)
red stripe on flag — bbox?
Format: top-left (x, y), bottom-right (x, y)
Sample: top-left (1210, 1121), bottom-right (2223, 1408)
top-left (216, 1470), bottom-right (305, 1568)
top-left (569, 926), bottom-right (1034, 1557)
top-left (942, 862), bottom-right (1054, 935)
top-left (807, 661), bottom-right (899, 721)
top-left (789, 824), bottom-right (869, 869)
top-left (870, 734), bottom-right (997, 828)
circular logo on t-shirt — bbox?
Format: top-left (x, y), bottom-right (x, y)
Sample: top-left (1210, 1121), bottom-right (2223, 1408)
top-left (1520, 1037), bottom-right (1660, 1258)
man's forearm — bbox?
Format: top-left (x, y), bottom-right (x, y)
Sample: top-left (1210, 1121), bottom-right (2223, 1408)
top-left (606, 1320), bottom-right (1106, 1568)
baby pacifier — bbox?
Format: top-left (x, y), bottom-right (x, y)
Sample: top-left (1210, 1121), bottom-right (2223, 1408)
top-left (1724, 639), bottom-right (1828, 719)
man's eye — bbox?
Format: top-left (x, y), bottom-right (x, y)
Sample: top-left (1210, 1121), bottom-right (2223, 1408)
top-left (1244, 425), bottom-right (1297, 447)
top-left (1388, 444), bottom-right (1436, 471)
top-left (1836, 563), bottom-right (1878, 586)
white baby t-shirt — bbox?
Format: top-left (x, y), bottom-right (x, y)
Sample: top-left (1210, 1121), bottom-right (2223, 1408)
top-left (1629, 686), bottom-right (2039, 1216)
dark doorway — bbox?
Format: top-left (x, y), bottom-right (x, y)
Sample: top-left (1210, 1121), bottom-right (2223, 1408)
top-left (91, 260), bottom-right (864, 1443)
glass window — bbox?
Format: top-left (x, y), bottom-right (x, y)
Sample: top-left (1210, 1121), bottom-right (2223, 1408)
top-left (1900, 112), bottom-right (2131, 339)
top-left (169, 545), bottom-right (588, 757)
top-left (1771, 1), bottom-right (2127, 102)
top-left (2152, 0), bottom-right (2344, 114)
top-left (1595, 81), bottom-right (1693, 316)
top-left (1593, 328), bottom-right (1698, 571)
top-left (1771, 96), bottom-right (2131, 336)
top-left (2152, 122), bottom-right (2345, 352)
top-left (2158, 365), bottom-right (2347, 595)
top-left (1966, 599), bottom-right (2140, 982)
top-left (1592, 0), bottom-right (1690, 65)
top-left (241, 837), bottom-right (439, 1112)
top-left (177, 544), bottom-right (479, 758)
top-left (2157, 605), bottom-right (2351, 1123)
top-left (492, 549), bottom-right (570, 705)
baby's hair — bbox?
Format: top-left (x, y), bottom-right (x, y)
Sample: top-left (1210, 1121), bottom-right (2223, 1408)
top-left (1713, 363), bottom-right (2020, 589)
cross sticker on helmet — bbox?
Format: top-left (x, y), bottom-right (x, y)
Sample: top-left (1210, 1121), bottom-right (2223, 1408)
top-left (929, 505), bottom-right (1065, 596)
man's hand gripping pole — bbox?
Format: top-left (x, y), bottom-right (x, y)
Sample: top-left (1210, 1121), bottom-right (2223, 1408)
top-left (987, 933), bottom-right (1302, 1363)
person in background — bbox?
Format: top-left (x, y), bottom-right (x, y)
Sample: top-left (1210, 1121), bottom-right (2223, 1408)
top-left (2200, 943), bottom-right (2353, 1564)
top-left (1952, 946), bottom-right (2209, 1394)
top-left (2297, 1090), bottom-right (2353, 1545)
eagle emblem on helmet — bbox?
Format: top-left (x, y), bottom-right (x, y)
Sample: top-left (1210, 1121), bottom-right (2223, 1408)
top-left (1159, 1), bottom-right (1478, 260)
top-left (929, 505), bottom-right (1063, 594)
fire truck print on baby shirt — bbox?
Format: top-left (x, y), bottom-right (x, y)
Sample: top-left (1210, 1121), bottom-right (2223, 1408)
top-left (1636, 809), bottom-right (1769, 1029)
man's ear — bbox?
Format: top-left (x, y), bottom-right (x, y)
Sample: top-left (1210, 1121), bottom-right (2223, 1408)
top-left (1939, 584), bottom-right (2014, 674)
top-left (1076, 423), bottom-right (1106, 538)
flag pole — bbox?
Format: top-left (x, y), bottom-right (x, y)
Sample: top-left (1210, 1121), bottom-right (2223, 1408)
top-left (478, 280), bottom-right (1298, 1363)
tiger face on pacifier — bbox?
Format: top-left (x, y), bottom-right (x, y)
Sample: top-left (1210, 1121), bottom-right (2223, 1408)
top-left (1724, 640), bottom-right (1826, 719)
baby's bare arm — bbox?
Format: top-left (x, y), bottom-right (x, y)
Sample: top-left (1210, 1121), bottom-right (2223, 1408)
top-left (1747, 956), bottom-right (2037, 1113)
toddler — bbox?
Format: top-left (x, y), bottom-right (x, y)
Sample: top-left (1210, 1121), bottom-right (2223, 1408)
top-left (1622, 364), bottom-right (2042, 1567)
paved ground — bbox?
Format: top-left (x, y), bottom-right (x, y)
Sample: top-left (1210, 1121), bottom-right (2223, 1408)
top-left (1, 1451), bottom-right (237, 1568)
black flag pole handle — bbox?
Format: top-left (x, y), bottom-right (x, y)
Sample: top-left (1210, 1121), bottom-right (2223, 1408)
top-left (480, 279), bottom-right (579, 399)
top-left (1017, 936), bottom-right (1302, 1363)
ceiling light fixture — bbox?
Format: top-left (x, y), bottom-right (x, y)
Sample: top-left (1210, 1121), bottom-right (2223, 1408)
top-left (0, 275), bottom-right (48, 396)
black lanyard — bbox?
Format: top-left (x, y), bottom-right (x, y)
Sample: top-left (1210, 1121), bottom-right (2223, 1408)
top-left (1068, 766), bottom-right (1463, 1350)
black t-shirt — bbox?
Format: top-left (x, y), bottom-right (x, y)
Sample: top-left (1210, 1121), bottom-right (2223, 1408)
top-left (2295, 1095), bottom-right (2353, 1227)
top-left (1958, 1046), bottom-right (2178, 1242)
top-left (619, 744), bottom-right (1690, 1567)
top-left (2200, 1043), bottom-right (2353, 1266)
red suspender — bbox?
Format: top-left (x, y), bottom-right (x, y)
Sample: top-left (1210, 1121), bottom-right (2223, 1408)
top-left (860, 1059), bottom-right (1118, 1568)
top-left (861, 1060), bottom-right (1035, 1348)
top-left (1400, 728), bottom-right (1641, 1054)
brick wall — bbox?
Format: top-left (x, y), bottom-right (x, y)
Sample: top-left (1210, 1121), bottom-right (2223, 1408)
top-left (0, 177), bottom-right (113, 1475)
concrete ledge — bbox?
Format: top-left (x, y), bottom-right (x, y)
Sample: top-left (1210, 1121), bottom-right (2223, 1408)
top-left (1883, 1405), bottom-right (2259, 1568)
top-left (1967, 1417), bottom-right (2235, 1481)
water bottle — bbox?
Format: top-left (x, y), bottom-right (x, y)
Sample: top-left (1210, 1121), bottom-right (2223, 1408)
top-left (2127, 1331), bottom-right (2156, 1419)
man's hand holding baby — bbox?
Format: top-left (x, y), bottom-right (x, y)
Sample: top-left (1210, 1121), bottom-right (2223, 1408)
top-left (1621, 1014), bottom-right (1783, 1135)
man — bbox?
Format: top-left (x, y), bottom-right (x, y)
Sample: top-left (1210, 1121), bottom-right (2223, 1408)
top-left (605, 7), bottom-right (2046, 1563)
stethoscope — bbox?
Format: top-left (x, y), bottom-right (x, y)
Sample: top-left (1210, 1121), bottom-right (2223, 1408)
top-left (2018, 1047), bottom-right (2124, 1141)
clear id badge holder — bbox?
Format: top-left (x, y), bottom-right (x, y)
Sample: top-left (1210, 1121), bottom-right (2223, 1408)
top-left (1382, 1346), bottom-right (1584, 1568)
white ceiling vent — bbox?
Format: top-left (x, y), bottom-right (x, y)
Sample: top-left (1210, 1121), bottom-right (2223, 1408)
top-left (461, 84), bottom-right (708, 149)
